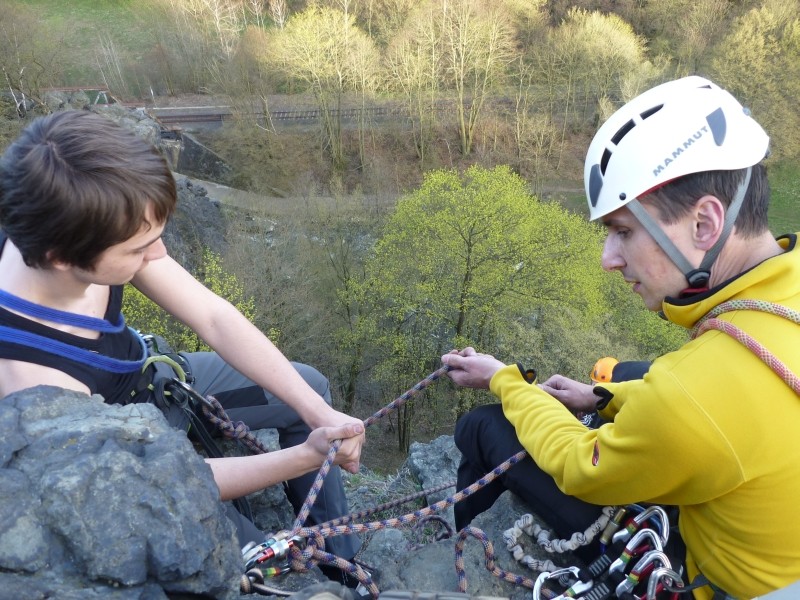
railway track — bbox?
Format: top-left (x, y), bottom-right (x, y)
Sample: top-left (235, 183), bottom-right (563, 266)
top-left (149, 103), bottom-right (417, 125)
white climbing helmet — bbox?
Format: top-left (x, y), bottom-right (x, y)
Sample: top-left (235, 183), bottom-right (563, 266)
top-left (584, 76), bottom-right (770, 221)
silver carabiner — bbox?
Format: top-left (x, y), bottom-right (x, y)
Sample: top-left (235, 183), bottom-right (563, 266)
top-left (646, 566), bottom-right (684, 599)
top-left (533, 566), bottom-right (590, 600)
top-left (612, 505), bottom-right (670, 546)
top-left (608, 527), bottom-right (664, 575)
top-left (615, 550), bottom-right (671, 597)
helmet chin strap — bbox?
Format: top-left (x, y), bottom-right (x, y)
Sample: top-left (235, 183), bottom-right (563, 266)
top-left (626, 167), bottom-right (752, 290)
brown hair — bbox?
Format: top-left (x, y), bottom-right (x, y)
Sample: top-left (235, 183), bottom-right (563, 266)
top-left (0, 110), bottom-right (177, 269)
top-left (642, 164), bottom-right (770, 239)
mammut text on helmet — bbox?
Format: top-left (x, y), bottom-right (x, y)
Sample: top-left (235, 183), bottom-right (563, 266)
top-left (651, 124), bottom-right (711, 178)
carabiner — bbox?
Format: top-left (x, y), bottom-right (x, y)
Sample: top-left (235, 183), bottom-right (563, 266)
top-left (612, 506), bottom-right (670, 546)
top-left (645, 567), bottom-right (684, 600)
top-left (533, 566), bottom-right (591, 600)
top-left (243, 531), bottom-right (297, 571)
top-left (615, 550), bottom-right (671, 597)
top-left (609, 528), bottom-right (664, 575)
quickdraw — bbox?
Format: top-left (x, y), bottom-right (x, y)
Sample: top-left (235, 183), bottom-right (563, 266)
top-left (522, 505), bottom-right (685, 600)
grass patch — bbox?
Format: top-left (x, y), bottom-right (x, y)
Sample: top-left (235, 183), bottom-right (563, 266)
top-left (768, 160), bottom-right (800, 235)
top-left (11, 0), bottom-right (159, 89)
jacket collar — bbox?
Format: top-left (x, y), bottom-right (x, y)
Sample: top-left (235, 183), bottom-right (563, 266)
top-left (661, 233), bottom-right (798, 328)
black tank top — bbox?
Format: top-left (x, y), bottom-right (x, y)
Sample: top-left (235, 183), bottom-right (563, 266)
top-left (0, 232), bottom-right (144, 402)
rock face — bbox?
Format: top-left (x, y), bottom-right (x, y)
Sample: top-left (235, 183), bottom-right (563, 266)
top-left (164, 176), bottom-right (229, 274)
top-left (359, 439), bottom-right (584, 600)
top-left (0, 386), bottom-right (583, 600)
top-left (406, 435), bottom-right (463, 527)
top-left (0, 387), bottom-right (242, 599)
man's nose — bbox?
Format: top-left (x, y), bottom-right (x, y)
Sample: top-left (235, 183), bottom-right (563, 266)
top-left (601, 236), bottom-right (624, 272)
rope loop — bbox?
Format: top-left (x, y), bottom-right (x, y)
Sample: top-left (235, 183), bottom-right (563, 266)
top-left (691, 299), bottom-right (800, 394)
top-left (454, 526), bottom-right (537, 593)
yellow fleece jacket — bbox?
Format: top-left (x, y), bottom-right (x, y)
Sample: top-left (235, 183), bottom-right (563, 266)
top-left (492, 234), bottom-right (800, 599)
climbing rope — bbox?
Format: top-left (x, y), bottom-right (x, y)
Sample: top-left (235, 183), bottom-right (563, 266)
top-left (227, 365), bottom-right (621, 597)
top-left (197, 363), bottom-right (694, 599)
top-left (455, 526), bottom-right (538, 592)
top-left (210, 363), bottom-right (700, 598)
top-left (691, 299), bottom-right (800, 394)
top-left (278, 449), bottom-right (530, 598)
top-left (239, 365), bottom-right (490, 596)
top-left (199, 395), bottom-right (272, 455)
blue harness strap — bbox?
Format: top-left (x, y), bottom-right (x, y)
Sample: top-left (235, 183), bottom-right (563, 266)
top-left (0, 287), bottom-right (146, 373)
top-left (0, 325), bottom-right (147, 373)
top-left (0, 288), bottom-right (126, 333)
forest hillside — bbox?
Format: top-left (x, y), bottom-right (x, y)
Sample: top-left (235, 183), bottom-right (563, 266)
top-left (2, 0), bottom-right (799, 470)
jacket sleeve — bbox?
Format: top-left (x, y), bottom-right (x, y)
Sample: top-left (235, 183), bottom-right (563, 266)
top-left (490, 364), bottom-right (743, 506)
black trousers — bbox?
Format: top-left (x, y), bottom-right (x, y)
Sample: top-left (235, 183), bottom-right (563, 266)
top-left (185, 352), bottom-right (360, 560)
top-left (454, 403), bottom-right (606, 559)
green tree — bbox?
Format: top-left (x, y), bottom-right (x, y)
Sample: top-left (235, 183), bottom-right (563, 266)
top-left (350, 166), bottom-right (612, 449)
top-left (267, 6), bottom-right (381, 170)
top-left (123, 248), bottom-right (256, 352)
top-left (711, 2), bottom-right (800, 159)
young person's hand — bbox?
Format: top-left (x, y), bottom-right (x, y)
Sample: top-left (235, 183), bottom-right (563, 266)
top-left (305, 422), bottom-right (365, 472)
top-left (441, 347), bottom-right (505, 389)
top-left (308, 408), bottom-right (366, 474)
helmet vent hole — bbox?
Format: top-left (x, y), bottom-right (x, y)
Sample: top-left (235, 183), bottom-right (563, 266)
top-left (640, 104), bottom-right (664, 120)
top-left (611, 119), bottom-right (635, 145)
top-left (600, 149), bottom-right (612, 174)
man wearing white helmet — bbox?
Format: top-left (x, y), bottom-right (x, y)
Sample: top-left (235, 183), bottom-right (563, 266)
top-left (442, 76), bottom-right (800, 598)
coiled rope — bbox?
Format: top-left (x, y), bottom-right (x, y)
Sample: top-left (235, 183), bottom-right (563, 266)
top-left (690, 299), bottom-right (800, 394)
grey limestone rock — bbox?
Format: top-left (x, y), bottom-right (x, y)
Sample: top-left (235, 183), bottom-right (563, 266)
top-left (0, 387), bottom-right (243, 599)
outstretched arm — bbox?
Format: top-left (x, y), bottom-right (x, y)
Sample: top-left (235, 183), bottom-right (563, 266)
top-left (441, 349), bottom-right (599, 414)
top-left (206, 422), bottom-right (364, 501)
top-left (132, 255), bottom-right (365, 471)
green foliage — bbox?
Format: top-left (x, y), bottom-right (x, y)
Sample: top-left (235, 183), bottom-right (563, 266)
top-left (122, 248), bottom-right (256, 352)
top-left (710, 2), bottom-right (800, 159)
top-left (344, 165), bottom-right (688, 447)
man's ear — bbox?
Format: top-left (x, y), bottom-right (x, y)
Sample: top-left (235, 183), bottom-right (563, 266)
top-left (693, 195), bottom-right (726, 251)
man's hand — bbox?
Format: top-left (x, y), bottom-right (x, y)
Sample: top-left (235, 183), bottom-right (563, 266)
top-left (305, 421), bottom-right (365, 473)
top-left (441, 347), bottom-right (505, 389)
top-left (539, 374), bottom-right (599, 413)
